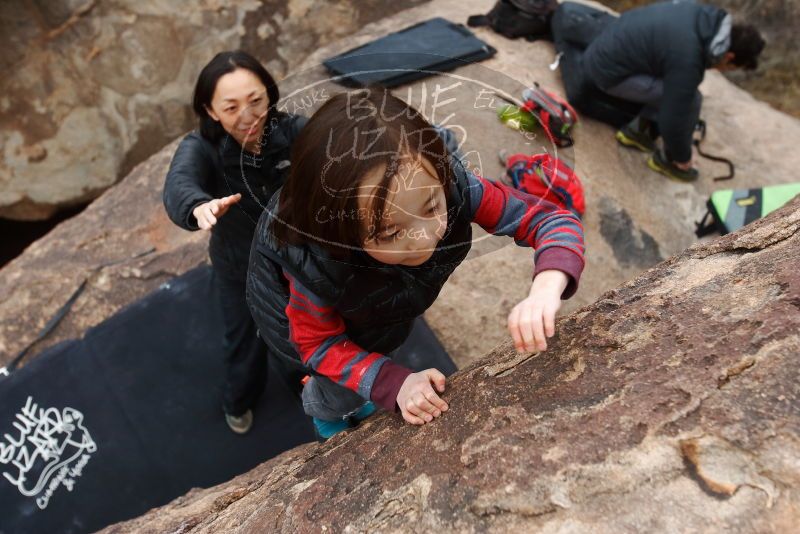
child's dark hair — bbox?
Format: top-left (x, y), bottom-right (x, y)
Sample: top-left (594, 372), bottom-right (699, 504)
top-left (271, 88), bottom-right (455, 256)
top-left (729, 24), bottom-right (765, 71)
top-left (192, 50), bottom-right (280, 143)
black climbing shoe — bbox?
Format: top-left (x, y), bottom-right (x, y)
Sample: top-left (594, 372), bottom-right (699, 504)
top-left (647, 149), bottom-right (699, 183)
top-left (615, 119), bottom-right (657, 153)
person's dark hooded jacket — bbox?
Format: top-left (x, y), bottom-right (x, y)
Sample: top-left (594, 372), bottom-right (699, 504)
top-left (163, 111), bottom-right (307, 278)
top-left (581, 1), bottom-right (731, 162)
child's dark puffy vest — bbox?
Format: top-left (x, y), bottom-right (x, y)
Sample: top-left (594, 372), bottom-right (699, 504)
top-left (246, 160), bottom-right (475, 367)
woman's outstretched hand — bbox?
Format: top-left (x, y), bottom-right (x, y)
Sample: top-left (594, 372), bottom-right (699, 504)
top-left (507, 269), bottom-right (569, 353)
top-left (192, 194), bottom-right (242, 230)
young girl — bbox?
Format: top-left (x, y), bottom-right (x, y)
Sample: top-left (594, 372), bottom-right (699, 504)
top-left (246, 88), bottom-right (585, 439)
top-left (163, 50), bottom-right (307, 434)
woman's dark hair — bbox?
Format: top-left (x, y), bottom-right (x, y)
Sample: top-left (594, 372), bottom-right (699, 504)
top-left (272, 88), bottom-right (455, 256)
top-left (192, 50), bottom-right (280, 143)
top-left (729, 24), bottom-right (765, 71)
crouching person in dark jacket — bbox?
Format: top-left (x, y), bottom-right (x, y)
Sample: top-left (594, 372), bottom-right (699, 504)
top-left (581, 1), bottom-right (764, 182)
top-left (163, 50), bottom-right (307, 434)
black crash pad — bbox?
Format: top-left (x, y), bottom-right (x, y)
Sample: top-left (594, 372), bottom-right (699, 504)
top-left (0, 265), bottom-right (455, 534)
top-left (323, 17), bottom-right (496, 87)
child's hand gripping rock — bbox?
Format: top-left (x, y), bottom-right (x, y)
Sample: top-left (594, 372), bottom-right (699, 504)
top-left (396, 369), bottom-right (449, 425)
top-left (507, 269), bottom-right (569, 353)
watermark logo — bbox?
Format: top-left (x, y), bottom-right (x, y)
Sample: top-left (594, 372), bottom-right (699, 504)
top-left (1, 396), bottom-right (97, 510)
top-left (219, 56), bottom-right (578, 263)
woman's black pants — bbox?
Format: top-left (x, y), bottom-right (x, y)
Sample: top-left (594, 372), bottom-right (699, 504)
top-left (214, 268), bottom-right (268, 417)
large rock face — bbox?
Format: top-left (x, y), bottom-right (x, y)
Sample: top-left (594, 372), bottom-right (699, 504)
top-left (101, 196), bottom-right (800, 533)
top-left (0, 0), bottom-right (426, 220)
top-left (1, 0), bottom-right (798, 530)
top-left (0, 139), bottom-right (206, 362)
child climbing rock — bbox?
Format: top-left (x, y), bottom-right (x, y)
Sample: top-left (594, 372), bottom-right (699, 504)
top-left (246, 88), bottom-right (585, 439)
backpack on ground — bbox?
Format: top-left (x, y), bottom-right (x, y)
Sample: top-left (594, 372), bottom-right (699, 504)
top-left (497, 83), bottom-right (579, 148)
top-left (521, 83), bottom-right (579, 147)
top-left (467, 0), bottom-right (558, 41)
top-left (505, 152), bottom-right (586, 217)
top-left (695, 182), bottom-right (800, 237)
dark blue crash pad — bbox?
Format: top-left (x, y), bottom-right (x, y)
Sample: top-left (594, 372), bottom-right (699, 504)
top-left (0, 265), bottom-right (455, 534)
top-left (323, 17), bottom-right (496, 87)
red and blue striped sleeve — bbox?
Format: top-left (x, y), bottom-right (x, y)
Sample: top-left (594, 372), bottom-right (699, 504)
top-left (283, 272), bottom-right (412, 411)
top-left (466, 172), bottom-right (586, 298)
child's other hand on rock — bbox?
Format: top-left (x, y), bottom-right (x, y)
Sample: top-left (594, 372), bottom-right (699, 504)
top-left (396, 369), bottom-right (448, 425)
top-left (508, 269), bottom-right (569, 353)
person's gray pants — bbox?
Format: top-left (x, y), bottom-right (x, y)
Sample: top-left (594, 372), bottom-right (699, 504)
top-left (602, 74), bottom-right (702, 125)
